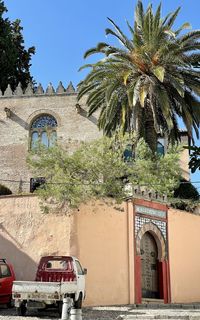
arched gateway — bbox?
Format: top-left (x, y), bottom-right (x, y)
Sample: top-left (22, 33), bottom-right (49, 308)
top-left (136, 223), bottom-right (167, 299)
top-left (141, 232), bottom-right (159, 298)
top-left (134, 199), bottom-right (170, 304)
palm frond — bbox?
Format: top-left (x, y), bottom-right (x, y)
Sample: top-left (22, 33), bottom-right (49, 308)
top-left (178, 30), bottom-right (200, 44)
top-left (164, 7), bottom-right (181, 29)
top-left (162, 11), bottom-right (173, 27)
top-left (84, 47), bottom-right (100, 59)
top-left (78, 83), bottom-right (98, 101)
top-left (107, 17), bottom-right (134, 51)
top-left (154, 3), bottom-right (162, 30)
top-left (126, 20), bottom-right (134, 38)
top-left (78, 64), bottom-right (96, 72)
top-left (154, 85), bottom-right (173, 130)
top-left (175, 22), bottom-right (191, 36)
top-left (78, 1), bottom-right (200, 151)
top-left (135, 0), bottom-right (144, 29)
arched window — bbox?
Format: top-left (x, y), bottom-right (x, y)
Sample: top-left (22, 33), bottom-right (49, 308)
top-left (157, 139), bottom-right (165, 156)
top-left (30, 114), bottom-right (57, 149)
top-left (123, 144), bottom-right (133, 162)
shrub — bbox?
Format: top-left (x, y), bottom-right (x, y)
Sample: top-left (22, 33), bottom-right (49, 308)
top-left (174, 178), bottom-right (199, 200)
top-left (27, 135), bottom-right (181, 210)
top-left (171, 178), bottom-right (199, 212)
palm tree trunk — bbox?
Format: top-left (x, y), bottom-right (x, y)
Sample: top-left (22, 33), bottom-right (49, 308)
top-left (144, 119), bottom-right (157, 153)
top-left (144, 105), bottom-right (158, 153)
top-left (132, 102), bottom-right (157, 153)
top-left (144, 106), bottom-right (158, 153)
top-left (133, 102), bottom-right (145, 143)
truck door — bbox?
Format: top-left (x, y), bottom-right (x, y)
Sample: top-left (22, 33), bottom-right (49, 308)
top-left (0, 263), bottom-right (14, 303)
top-left (74, 260), bottom-right (85, 298)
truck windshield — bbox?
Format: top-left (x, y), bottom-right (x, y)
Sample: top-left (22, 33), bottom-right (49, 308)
top-left (0, 264), bottom-right (11, 278)
top-left (45, 260), bottom-right (72, 271)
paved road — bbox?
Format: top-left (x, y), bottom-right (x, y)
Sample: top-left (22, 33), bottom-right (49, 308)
top-left (1, 305), bottom-right (200, 319)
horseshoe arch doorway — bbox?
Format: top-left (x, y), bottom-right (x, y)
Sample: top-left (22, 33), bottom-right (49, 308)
top-left (141, 232), bottom-right (159, 299)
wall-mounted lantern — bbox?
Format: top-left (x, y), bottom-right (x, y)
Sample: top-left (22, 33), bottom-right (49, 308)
top-left (4, 107), bottom-right (11, 118)
top-left (75, 103), bottom-right (82, 114)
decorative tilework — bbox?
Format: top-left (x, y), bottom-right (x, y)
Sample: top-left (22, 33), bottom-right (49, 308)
top-left (135, 215), bottom-right (167, 240)
top-left (135, 205), bottom-right (166, 219)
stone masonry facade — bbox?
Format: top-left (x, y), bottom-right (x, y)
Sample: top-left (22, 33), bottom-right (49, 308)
top-left (0, 82), bottom-right (102, 193)
top-left (0, 81), bottom-right (190, 194)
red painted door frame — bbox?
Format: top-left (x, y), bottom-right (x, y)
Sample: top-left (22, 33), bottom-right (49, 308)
top-left (135, 255), bottom-right (142, 304)
top-left (133, 198), bottom-right (171, 304)
top-left (135, 255), bottom-right (170, 304)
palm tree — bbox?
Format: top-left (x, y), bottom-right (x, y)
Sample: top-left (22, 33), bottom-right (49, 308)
top-left (78, 1), bottom-right (200, 153)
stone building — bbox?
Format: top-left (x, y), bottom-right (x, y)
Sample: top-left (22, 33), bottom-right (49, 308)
top-left (0, 81), bottom-right (101, 193)
top-left (0, 81), bottom-right (189, 194)
top-left (0, 81), bottom-right (196, 307)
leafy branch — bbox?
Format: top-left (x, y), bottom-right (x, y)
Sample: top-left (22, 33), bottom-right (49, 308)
top-left (27, 135), bottom-right (182, 212)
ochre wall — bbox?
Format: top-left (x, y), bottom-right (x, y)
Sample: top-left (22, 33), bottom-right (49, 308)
top-left (0, 195), bottom-right (72, 280)
top-left (71, 201), bottom-right (130, 306)
top-left (2, 194), bottom-right (200, 306)
top-left (0, 195), bottom-right (131, 306)
top-left (168, 207), bottom-right (200, 303)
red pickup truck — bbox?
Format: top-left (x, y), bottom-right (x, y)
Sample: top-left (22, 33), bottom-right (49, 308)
top-left (0, 258), bottom-right (15, 307)
top-left (12, 256), bottom-right (86, 316)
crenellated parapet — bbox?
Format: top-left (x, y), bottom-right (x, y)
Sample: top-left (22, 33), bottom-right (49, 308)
top-left (124, 183), bottom-right (168, 202)
top-left (0, 81), bottom-right (76, 98)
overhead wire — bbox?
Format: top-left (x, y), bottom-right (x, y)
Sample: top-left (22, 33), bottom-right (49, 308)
top-left (0, 178), bottom-right (200, 187)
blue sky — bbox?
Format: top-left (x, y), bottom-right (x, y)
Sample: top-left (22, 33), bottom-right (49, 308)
top-left (4, 0), bottom-right (200, 186)
top-left (5, 0), bottom-right (200, 88)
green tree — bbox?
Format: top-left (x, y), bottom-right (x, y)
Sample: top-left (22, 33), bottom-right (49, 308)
top-left (171, 177), bottom-right (199, 212)
top-left (27, 135), bottom-right (181, 210)
top-left (185, 145), bottom-right (200, 173)
top-left (78, 1), bottom-right (200, 152)
top-left (0, 1), bottom-right (35, 93)
top-left (174, 178), bottom-right (199, 200)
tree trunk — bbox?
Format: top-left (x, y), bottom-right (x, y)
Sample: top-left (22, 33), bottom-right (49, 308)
top-left (132, 102), bottom-right (157, 154)
top-left (144, 105), bottom-right (158, 153)
top-left (134, 102), bottom-right (145, 143)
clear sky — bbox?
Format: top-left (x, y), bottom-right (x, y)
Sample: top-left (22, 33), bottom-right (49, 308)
top-left (4, 0), bottom-right (200, 186)
top-left (5, 0), bottom-right (200, 88)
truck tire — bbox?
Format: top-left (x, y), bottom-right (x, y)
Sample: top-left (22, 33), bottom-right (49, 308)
top-left (17, 303), bottom-right (27, 316)
top-left (74, 293), bottom-right (82, 309)
top-left (6, 297), bottom-right (13, 308)
top-left (58, 301), bottom-right (63, 317)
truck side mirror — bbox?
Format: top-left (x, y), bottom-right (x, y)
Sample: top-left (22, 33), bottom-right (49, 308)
top-left (83, 268), bottom-right (87, 275)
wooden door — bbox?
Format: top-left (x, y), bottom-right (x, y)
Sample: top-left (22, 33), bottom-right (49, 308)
top-left (141, 232), bottom-right (159, 299)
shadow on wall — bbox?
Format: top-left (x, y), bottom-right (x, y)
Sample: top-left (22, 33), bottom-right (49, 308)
top-left (9, 111), bottom-right (29, 130)
top-left (79, 108), bottom-right (98, 125)
top-left (0, 234), bottom-right (37, 281)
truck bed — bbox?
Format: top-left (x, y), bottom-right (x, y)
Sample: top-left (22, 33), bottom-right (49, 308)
top-left (13, 280), bottom-right (77, 301)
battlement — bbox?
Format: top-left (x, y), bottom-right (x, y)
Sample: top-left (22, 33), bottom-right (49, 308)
top-left (0, 81), bottom-right (76, 98)
top-left (125, 184), bottom-right (168, 202)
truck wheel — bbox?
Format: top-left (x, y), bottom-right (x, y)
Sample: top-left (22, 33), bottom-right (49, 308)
top-left (6, 298), bottom-right (13, 308)
top-left (17, 303), bottom-right (27, 316)
top-left (74, 293), bottom-right (82, 309)
top-left (58, 301), bottom-right (63, 317)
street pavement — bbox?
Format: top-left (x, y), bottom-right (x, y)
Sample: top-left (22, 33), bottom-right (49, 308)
top-left (1, 305), bottom-right (200, 319)
top-left (84, 305), bottom-right (200, 319)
